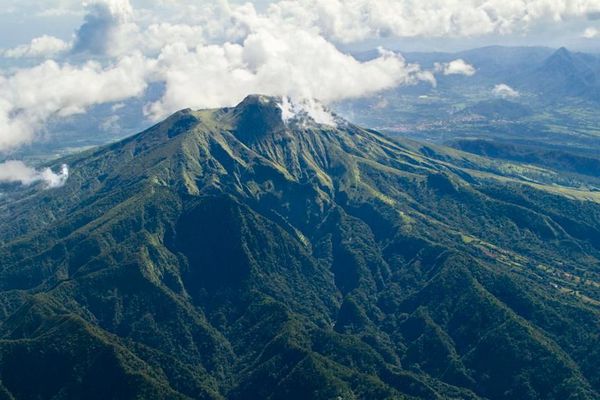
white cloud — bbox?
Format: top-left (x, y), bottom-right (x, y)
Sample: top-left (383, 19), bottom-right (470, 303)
top-left (5, 0), bottom-right (600, 42)
top-left (2, 35), bottom-right (71, 59)
top-left (68, 0), bottom-right (207, 57)
top-left (144, 31), bottom-right (435, 121)
top-left (141, 23), bottom-right (204, 53)
top-left (267, 0), bottom-right (600, 42)
top-left (0, 161), bottom-right (69, 188)
top-left (72, 0), bottom-right (134, 55)
top-left (435, 59), bottom-right (477, 76)
top-left (582, 27), bottom-right (600, 38)
top-left (279, 96), bottom-right (337, 126)
top-left (111, 102), bottom-right (125, 112)
top-left (100, 114), bottom-right (121, 132)
top-left (0, 54), bottom-right (150, 151)
top-left (493, 83), bottom-right (520, 98)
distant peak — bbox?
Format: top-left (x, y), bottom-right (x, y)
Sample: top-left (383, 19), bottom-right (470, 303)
top-left (542, 47), bottom-right (577, 72)
top-left (550, 47), bottom-right (572, 60)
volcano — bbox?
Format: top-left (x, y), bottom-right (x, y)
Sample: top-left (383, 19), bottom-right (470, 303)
top-left (0, 95), bottom-right (598, 400)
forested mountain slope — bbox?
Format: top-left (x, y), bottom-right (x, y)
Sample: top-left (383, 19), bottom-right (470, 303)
top-left (0, 95), bottom-right (598, 399)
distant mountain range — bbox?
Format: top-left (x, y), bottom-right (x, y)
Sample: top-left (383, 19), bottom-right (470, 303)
top-left (512, 47), bottom-right (600, 102)
top-left (0, 96), bottom-right (598, 399)
top-left (355, 46), bottom-right (600, 103)
top-left (340, 46), bottom-right (600, 181)
top-left (423, 46), bottom-right (600, 103)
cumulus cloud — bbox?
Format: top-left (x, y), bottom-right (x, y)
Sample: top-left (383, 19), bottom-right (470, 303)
top-left (144, 33), bottom-right (435, 121)
top-left (141, 23), bottom-right (204, 54)
top-left (67, 0), bottom-right (208, 57)
top-left (435, 59), bottom-right (477, 76)
top-left (2, 35), bottom-right (71, 59)
top-left (493, 83), bottom-right (520, 98)
top-left (0, 54), bottom-right (150, 151)
top-left (582, 27), bottom-right (600, 38)
top-left (0, 161), bottom-right (69, 188)
top-left (6, 0), bottom-right (600, 43)
top-left (268, 0), bottom-right (600, 42)
top-left (72, 0), bottom-right (134, 55)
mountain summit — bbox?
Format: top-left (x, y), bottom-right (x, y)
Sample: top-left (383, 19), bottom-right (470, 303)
top-left (232, 95), bottom-right (287, 140)
top-left (0, 97), bottom-right (598, 399)
top-left (515, 47), bottom-right (600, 101)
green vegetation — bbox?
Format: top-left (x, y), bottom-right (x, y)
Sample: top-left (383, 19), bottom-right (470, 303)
top-left (0, 95), bottom-right (598, 399)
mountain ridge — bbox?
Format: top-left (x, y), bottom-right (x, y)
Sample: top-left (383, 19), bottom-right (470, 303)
top-left (0, 95), bottom-right (598, 399)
